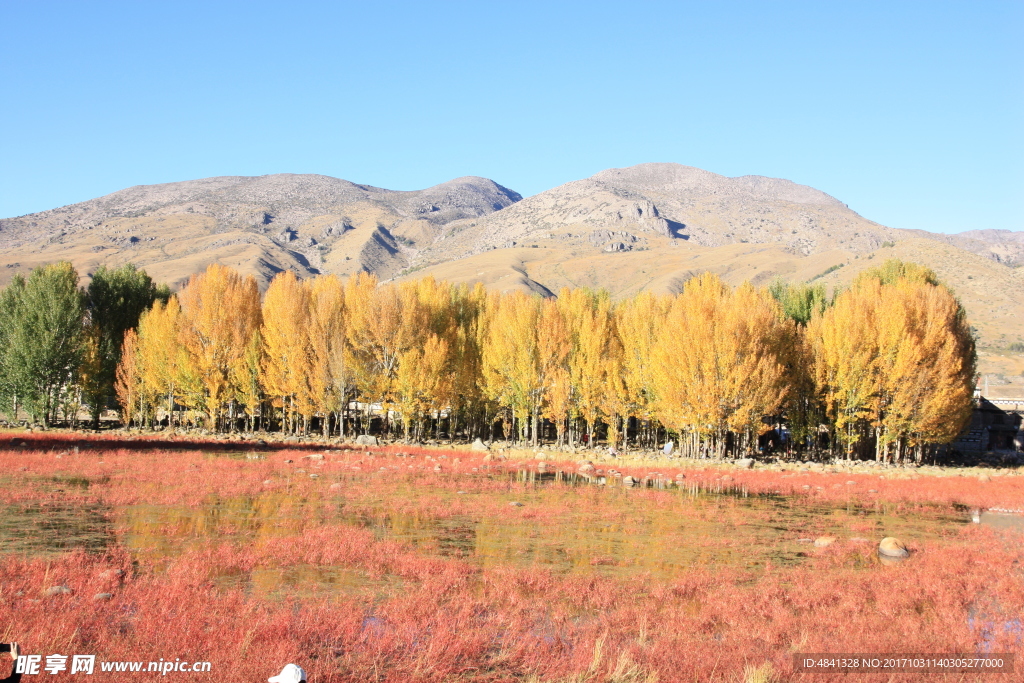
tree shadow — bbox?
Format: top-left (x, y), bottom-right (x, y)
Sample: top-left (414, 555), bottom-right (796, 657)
top-left (3, 433), bottom-right (340, 455)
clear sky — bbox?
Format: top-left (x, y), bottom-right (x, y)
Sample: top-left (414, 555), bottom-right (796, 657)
top-left (1, 1), bottom-right (1021, 233)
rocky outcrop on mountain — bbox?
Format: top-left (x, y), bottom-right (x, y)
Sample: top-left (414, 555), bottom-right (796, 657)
top-left (945, 230), bottom-right (1024, 266)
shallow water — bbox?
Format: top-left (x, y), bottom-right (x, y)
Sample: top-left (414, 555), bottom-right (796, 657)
top-left (977, 510), bottom-right (1024, 532)
top-left (104, 479), bottom-right (978, 593)
top-left (0, 502), bottom-right (113, 556)
top-left (211, 564), bottom-right (404, 600)
top-left (2, 464), bottom-right (1012, 597)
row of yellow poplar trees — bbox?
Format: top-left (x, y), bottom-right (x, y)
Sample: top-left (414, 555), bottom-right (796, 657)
top-left (115, 259), bottom-right (975, 462)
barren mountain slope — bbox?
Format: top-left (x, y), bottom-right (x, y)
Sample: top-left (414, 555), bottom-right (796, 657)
top-left (415, 163), bottom-right (908, 267)
top-left (417, 163), bottom-right (1022, 267)
top-left (402, 231), bottom-right (1024, 381)
top-left (0, 174), bottom-right (521, 288)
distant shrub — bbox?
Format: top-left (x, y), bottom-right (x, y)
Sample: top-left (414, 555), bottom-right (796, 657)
top-left (881, 241), bottom-right (896, 248)
top-left (1009, 342), bottom-right (1024, 353)
top-left (809, 263), bottom-right (844, 281)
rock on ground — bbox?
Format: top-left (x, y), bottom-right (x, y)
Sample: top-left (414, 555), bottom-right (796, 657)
top-left (878, 537), bottom-right (910, 558)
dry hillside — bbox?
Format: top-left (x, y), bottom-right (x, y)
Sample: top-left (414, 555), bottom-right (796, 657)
top-left (0, 174), bottom-right (520, 289)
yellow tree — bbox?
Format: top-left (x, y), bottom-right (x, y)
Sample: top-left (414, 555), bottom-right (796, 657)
top-left (536, 297), bottom-right (571, 446)
top-left (652, 274), bottom-right (791, 457)
top-left (261, 271), bottom-right (312, 433)
top-left (446, 282), bottom-right (488, 441)
top-left (176, 264), bottom-right (261, 430)
top-left (719, 283), bottom-right (793, 443)
top-left (407, 277), bottom-right (456, 439)
top-left (559, 288), bottom-right (615, 447)
top-left (878, 278), bottom-right (974, 459)
top-left (114, 329), bottom-right (145, 428)
top-left (306, 275), bottom-right (347, 437)
top-left (231, 329), bottom-right (264, 432)
top-left (600, 331), bottom-right (628, 451)
top-left (813, 261), bottom-right (976, 462)
top-left (615, 292), bottom-right (670, 448)
top-left (78, 323), bottom-right (105, 427)
top-left (481, 290), bottom-right (541, 443)
top-left (395, 332), bottom-right (451, 439)
top-left (344, 274), bottom-right (422, 434)
top-left (137, 297), bottom-right (182, 424)
top-left (807, 280), bottom-right (880, 456)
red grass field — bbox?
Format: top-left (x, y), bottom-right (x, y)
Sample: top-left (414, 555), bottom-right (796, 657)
top-left (1, 431), bottom-right (1022, 682)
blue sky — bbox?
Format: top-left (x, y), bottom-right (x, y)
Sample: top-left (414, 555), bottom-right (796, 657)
top-left (1, 1), bottom-right (1021, 233)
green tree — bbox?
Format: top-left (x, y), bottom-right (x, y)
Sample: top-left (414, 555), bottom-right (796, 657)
top-left (82, 264), bottom-right (168, 427)
top-left (768, 278), bottom-right (830, 325)
top-left (3, 263), bottom-right (86, 425)
top-left (0, 274), bottom-right (28, 420)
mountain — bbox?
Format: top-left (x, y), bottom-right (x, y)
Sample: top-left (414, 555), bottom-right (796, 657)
top-left (415, 163), bottom-right (1022, 263)
top-left (1, 164), bottom-right (1022, 367)
top-left (0, 174), bottom-right (521, 289)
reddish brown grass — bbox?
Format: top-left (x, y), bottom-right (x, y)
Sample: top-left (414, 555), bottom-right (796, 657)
top-left (0, 431), bottom-right (1021, 681)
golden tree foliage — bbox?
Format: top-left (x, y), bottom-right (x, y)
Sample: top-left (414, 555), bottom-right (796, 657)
top-left (176, 263), bottom-right (262, 428)
top-left (109, 259), bottom-right (976, 460)
top-left (809, 278), bottom-right (883, 452)
top-left (306, 275), bottom-right (347, 435)
top-left (446, 282), bottom-right (488, 437)
top-left (344, 274), bottom-right (428, 429)
top-left (78, 323), bottom-right (105, 420)
top-left (114, 329), bottom-right (143, 427)
top-left (137, 297), bottom-right (181, 416)
top-left (396, 332), bottom-right (451, 437)
top-left (651, 274), bottom-right (791, 455)
top-left (536, 298), bottom-right (572, 444)
top-left (810, 262), bottom-right (975, 459)
top-left (615, 292), bottom-right (670, 423)
top-left (261, 270), bottom-right (313, 429)
top-left (232, 329), bottom-right (264, 431)
top-left (482, 290), bottom-right (541, 440)
top-left (558, 288), bottom-right (617, 445)
top-left (615, 292), bottom-right (671, 448)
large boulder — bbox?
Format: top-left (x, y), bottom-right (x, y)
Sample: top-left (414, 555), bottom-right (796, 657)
top-left (878, 537), bottom-right (909, 558)
top-left (355, 435), bottom-right (379, 446)
top-left (735, 458), bottom-right (754, 469)
top-left (471, 438), bottom-right (490, 452)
